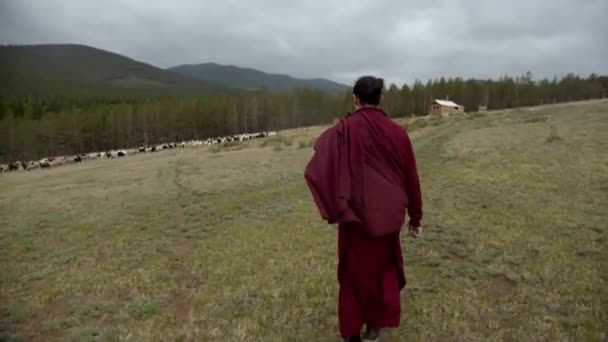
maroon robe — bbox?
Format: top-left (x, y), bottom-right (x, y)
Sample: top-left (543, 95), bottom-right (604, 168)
top-left (304, 106), bottom-right (422, 336)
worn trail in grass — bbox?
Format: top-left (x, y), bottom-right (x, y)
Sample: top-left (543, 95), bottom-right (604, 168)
top-left (1, 100), bottom-right (607, 341)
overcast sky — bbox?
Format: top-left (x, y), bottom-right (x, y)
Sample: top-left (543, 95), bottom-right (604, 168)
top-left (1, 0), bottom-right (606, 85)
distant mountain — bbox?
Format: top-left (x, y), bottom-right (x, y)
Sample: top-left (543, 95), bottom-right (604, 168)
top-left (168, 63), bottom-right (349, 94)
top-left (0, 44), bottom-right (237, 97)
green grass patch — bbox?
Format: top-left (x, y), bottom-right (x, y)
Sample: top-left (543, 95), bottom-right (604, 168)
top-left (429, 117), bottom-right (443, 126)
top-left (466, 112), bottom-right (487, 120)
top-left (7, 303), bottom-right (31, 324)
top-left (41, 319), bottom-right (69, 332)
top-left (70, 301), bottom-right (116, 320)
top-left (68, 326), bottom-right (120, 342)
top-left (402, 118), bottom-right (429, 132)
top-left (127, 299), bottom-right (161, 320)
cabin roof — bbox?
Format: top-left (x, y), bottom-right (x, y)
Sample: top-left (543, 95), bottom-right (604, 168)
top-left (433, 99), bottom-right (461, 107)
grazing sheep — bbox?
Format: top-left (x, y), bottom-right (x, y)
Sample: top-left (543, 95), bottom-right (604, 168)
top-left (54, 157), bottom-right (68, 167)
top-left (27, 161), bottom-right (40, 171)
top-left (9, 162), bottom-right (25, 171)
top-left (0, 129), bottom-right (280, 174)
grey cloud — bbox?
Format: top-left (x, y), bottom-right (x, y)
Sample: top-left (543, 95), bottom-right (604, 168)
top-left (1, 0), bottom-right (606, 86)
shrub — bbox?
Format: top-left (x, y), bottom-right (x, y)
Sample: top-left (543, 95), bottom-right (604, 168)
top-left (546, 126), bottom-right (562, 143)
top-left (209, 141), bottom-right (246, 153)
top-left (524, 116), bottom-right (548, 123)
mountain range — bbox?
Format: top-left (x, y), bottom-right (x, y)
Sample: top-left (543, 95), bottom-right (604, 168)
top-left (169, 63), bottom-right (347, 94)
top-left (0, 44), bottom-right (348, 98)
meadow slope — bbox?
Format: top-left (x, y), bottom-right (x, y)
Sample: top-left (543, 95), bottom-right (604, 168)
top-left (1, 100), bottom-right (607, 341)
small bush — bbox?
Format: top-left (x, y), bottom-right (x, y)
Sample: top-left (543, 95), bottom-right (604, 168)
top-left (260, 135), bottom-right (293, 148)
top-left (273, 145), bottom-right (283, 152)
top-left (298, 138), bottom-right (316, 149)
top-left (524, 116), bottom-right (548, 123)
top-left (546, 126), bottom-right (562, 143)
top-left (209, 141), bottom-right (246, 153)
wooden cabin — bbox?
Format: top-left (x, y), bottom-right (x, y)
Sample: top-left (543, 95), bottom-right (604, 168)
top-left (429, 100), bottom-right (465, 116)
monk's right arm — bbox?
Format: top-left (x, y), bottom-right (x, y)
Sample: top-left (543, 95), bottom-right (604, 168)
top-left (402, 133), bottom-right (423, 227)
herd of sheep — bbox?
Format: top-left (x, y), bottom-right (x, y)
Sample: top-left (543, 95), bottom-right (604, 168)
top-left (0, 131), bottom-right (278, 173)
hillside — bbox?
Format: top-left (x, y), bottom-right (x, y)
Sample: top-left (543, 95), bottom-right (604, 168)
top-left (0, 44), bottom-right (236, 97)
top-left (1, 100), bottom-right (606, 340)
top-left (169, 63), bottom-right (349, 94)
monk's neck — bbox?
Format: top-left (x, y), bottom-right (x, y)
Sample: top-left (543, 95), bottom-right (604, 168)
top-left (355, 105), bottom-right (380, 111)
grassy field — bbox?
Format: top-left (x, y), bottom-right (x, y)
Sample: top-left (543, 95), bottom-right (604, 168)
top-left (1, 100), bottom-right (607, 341)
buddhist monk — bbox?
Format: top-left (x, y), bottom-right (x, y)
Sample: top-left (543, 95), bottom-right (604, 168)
top-left (304, 76), bottom-right (423, 342)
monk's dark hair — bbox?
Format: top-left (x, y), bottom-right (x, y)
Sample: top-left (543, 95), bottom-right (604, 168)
top-left (353, 76), bottom-right (384, 106)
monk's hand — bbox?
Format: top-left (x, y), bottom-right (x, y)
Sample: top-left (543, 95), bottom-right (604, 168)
top-left (408, 225), bottom-right (422, 239)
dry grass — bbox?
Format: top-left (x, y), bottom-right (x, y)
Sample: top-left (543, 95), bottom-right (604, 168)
top-left (259, 134), bottom-right (294, 149)
top-left (1, 100), bottom-right (607, 341)
top-left (209, 141), bottom-right (247, 153)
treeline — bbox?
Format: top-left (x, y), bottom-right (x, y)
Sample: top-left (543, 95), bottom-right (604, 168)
top-left (1, 72), bottom-right (606, 163)
top-left (0, 89), bottom-right (351, 162)
top-left (382, 72), bottom-right (608, 117)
